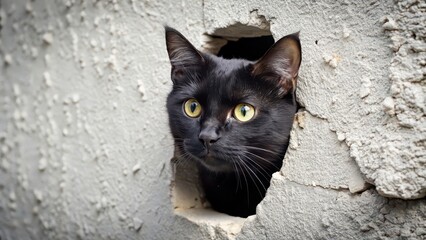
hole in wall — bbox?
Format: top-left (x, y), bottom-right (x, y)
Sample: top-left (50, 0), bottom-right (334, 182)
top-left (201, 21), bottom-right (274, 61)
top-left (217, 35), bottom-right (274, 61)
top-left (171, 19), bottom-right (277, 231)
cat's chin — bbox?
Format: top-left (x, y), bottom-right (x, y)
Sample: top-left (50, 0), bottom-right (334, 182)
top-left (185, 149), bottom-right (234, 172)
top-left (181, 140), bottom-right (234, 172)
top-left (196, 155), bottom-right (234, 172)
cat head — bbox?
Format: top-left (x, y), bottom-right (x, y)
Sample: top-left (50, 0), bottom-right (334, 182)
top-left (165, 27), bottom-right (301, 173)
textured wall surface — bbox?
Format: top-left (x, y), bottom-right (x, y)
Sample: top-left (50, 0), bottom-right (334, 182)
top-left (0, 0), bottom-right (424, 239)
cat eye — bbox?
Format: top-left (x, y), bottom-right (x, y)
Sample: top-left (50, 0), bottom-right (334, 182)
top-left (184, 98), bottom-right (202, 118)
top-left (233, 103), bottom-right (255, 122)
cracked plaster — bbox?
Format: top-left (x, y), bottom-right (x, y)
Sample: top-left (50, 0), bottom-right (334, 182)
top-left (0, 0), bottom-right (425, 239)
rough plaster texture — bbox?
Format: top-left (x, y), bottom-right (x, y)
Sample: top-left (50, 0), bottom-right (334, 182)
top-left (0, 0), bottom-right (425, 240)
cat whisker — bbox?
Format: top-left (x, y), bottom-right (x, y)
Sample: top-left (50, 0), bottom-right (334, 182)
top-left (242, 155), bottom-right (274, 182)
top-left (216, 151), bottom-right (242, 193)
top-left (172, 148), bottom-right (194, 169)
top-left (238, 156), bottom-right (266, 199)
top-left (232, 160), bottom-right (242, 193)
top-left (241, 145), bottom-right (282, 156)
top-left (222, 148), bottom-right (280, 171)
top-left (242, 151), bottom-right (281, 170)
top-left (236, 156), bottom-right (251, 206)
top-left (225, 146), bottom-right (282, 168)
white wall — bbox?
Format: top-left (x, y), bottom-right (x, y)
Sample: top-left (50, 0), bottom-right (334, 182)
top-left (0, 0), bottom-right (424, 239)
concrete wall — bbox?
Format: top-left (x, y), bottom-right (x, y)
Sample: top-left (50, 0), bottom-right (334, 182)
top-left (0, 0), bottom-right (424, 239)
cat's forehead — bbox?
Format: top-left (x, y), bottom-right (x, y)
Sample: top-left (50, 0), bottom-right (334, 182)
top-left (205, 55), bottom-right (252, 75)
top-left (203, 55), bottom-right (253, 89)
top-left (192, 55), bottom-right (258, 104)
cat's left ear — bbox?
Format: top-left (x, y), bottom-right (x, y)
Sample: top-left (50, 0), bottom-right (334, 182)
top-left (252, 32), bottom-right (301, 96)
top-left (165, 27), bottom-right (205, 83)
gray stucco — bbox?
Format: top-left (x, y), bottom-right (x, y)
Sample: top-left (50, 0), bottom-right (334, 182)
top-left (0, 0), bottom-right (424, 239)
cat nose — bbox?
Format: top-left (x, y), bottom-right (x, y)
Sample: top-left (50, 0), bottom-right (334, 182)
top-left (199, 127), bottom-right (221, 149)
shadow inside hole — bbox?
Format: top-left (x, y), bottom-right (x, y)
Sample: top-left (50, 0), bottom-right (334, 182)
top-left (217, 35), bottom-right (275, 61)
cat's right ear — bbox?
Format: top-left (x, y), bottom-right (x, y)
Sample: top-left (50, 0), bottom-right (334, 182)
top-left (165, 27), bottom-right (205, 83)
top-left (252, 32), bottom-right (301, 96)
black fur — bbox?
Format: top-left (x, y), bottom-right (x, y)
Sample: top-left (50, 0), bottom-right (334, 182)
top-left (165, 27), bottom-right (301, 217)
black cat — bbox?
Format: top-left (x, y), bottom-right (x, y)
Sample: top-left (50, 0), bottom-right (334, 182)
top-left (165, 27), bottom-right (301, 217)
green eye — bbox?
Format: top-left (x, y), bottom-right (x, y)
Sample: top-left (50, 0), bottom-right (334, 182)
top-left (184, 98), bottom-right (202, 118)
top-left (234, 103), bottom-right (255, 122)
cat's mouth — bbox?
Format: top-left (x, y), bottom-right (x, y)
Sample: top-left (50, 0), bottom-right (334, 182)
top-left (182, 140), bottom-right (234, 172)
top-left (200, 154), bottom-right (234, 172)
